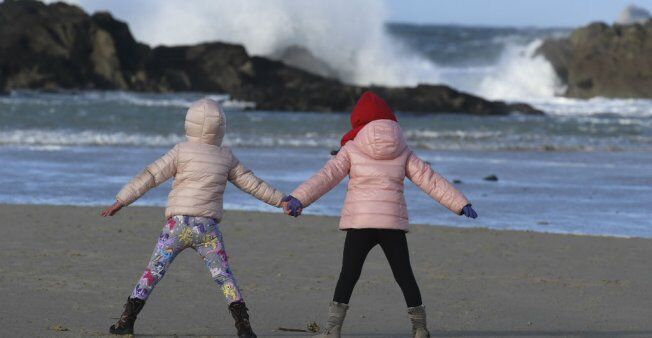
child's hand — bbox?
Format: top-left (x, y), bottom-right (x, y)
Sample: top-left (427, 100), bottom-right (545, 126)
top-left (462, 204), bottom-right (477, 219)
top-left (281, 195), bottom-right (303, 217)
top-left (101, 200), bottom-right (124, 217)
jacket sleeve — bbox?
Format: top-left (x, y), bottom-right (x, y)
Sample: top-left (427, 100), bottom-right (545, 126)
top-left (228, 155), bottom-right (285, 207)
top-left (116, 145), bottom-right (179, 206)
top-left (405, 151), bottom-right (469, 215)
top-left (291, 146), bottom-right (351, 207)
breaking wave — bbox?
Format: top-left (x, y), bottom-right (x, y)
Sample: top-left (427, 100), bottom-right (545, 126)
top-left (45, 0), bottom-right (566, 101)
top-left (3, 125), bottom-right (651, 152)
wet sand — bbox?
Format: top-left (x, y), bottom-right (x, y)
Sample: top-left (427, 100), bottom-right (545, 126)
top-left (0, 204), bottom-right (651, 337)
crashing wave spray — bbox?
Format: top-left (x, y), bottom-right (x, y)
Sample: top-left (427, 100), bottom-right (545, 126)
top-left (42, 0), bottom-right (562, 100)
top-left (474, 40), bottom-right (566, 100)
top-left (47, 0), bottom-right (441, 86)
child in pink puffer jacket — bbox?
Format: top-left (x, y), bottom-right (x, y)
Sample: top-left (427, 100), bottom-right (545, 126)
top-left (102, 98), bottom-right (286, 338)
top-left (283, 91), bottom-right (477, 338)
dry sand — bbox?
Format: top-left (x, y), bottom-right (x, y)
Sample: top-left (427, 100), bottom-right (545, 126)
top-left (0, 204), bottom-right (651, 337)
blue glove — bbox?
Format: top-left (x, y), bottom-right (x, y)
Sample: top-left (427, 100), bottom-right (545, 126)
top-left (462, 204), bottom-right (477, 219)
top-left (282, 195), bottom-right (303, 217)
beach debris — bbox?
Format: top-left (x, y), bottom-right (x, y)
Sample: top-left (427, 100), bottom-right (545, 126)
top-left (453, 179), bottom-right (463, 184)
top-left (483, 174), bottom-right (499, 182)
top-left (277, 322), bottom-right (320, 333)
top-left (49, 324), bottom-right (70, 331)
top-left (278, 327), bottom-right (308, 332)
top-left (307, 321), bottom-right (320, 332)
top-left (601, 279), bottom-right (624, 286)
top-left (67, 250), bottom-right (84, 257)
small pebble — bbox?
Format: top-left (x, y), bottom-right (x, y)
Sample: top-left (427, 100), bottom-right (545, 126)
top-left (483, 174), bottom-right (499, 181)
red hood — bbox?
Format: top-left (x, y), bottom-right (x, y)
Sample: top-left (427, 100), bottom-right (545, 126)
top-left (340, 91), bottom-right (397, 147)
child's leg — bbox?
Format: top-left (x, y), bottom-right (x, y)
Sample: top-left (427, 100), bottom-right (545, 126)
top-left (377, 230), bottom-right (423, 307)
top-left (130, 217), bottom-right (187, 300)
top-left (332, 229), bottom-right (378, 304)
top-left (194, 221), bottom-right (243, 304)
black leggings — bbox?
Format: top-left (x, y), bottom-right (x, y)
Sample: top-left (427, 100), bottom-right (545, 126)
top-left (333, 228), bottom-right (422, 307)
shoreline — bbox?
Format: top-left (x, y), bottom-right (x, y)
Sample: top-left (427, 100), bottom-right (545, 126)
top-left (0, 202), bottom-right (647, 240)
top-left (1, 204), bottom-right (651, 337)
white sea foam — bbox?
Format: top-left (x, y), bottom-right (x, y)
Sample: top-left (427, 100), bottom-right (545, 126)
top-left (527, 97), bottom-right (652, 117)
top-left (0, 129), bottom-right (340, 148)
top-left (404, 130), bottom-right (503, 140)
top-left (3, 126), bottom-right (649, 152)
top-left (2, 91), bottom-right (254, 109)
top-left (0, 129), bottom-right (185, 147)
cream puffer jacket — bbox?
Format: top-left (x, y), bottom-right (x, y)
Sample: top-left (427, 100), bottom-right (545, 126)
top-left (116, 98), bottom-right (285, 220)
top-left (291, 119), bottom-right (469, 231)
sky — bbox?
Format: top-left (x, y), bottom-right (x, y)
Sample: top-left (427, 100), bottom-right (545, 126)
top-left (36, 0), bottom-right (652, 27)
top-left (386, 0), bottom-right (652, 27)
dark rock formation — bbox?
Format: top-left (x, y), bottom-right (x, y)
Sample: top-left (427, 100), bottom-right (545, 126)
top-left (0, 1), bottom-right (115, 90)
top-left (537, 20), bottom-right (652, 99)
top-left (268, 45), bottom-right (339, 79)
top-left (0, 0), bottom-right (542, 115)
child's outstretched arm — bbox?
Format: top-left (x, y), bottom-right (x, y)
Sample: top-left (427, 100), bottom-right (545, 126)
top-left (290, 146), bottom-right (351, 210)
top-left (405, 151), bottom-right (472, 216)
top-left (228, 155), bottom-right (285, 207)
top-left (102, 145), bottom-right (179, 216)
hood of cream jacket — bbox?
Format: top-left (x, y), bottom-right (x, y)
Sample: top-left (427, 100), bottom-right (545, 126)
top-left (116, 98), bottom-right (284, 220)
top-left (292, 119), bottom-right (469, 231)
top-left (185, 98), bottom-right (226, 145)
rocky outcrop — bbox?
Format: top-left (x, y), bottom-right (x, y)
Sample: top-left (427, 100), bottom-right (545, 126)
top-left (0, 0), bottom-right (542, 115)
top-left (537, 20), bottom-right (652, 99)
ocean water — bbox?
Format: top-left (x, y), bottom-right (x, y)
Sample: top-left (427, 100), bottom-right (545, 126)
top-left (1, 24), bottom-right (651, 237)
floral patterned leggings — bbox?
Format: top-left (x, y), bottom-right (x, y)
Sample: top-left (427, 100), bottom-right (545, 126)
top-left (131, 215), bottom-right (243, 304)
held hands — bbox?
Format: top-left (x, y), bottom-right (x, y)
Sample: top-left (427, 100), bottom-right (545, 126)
top-left (281, 195), bottom-right (303, 217)
top-left (101, 200), bottom-right (124, 217)
top-left (462, 204), bottom-right (478, 219)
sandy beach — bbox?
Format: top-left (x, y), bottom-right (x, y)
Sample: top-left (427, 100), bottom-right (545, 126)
top-left (1, 204), bottom-right (651, 338)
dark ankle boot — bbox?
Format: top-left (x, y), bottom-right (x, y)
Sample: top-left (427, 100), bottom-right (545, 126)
top-left (228, 301), bottom-right (257, 338)
top-left (109, 297), bottom-right (146, 335)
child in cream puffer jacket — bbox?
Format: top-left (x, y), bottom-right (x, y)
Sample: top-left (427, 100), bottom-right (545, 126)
top-left (284, 91), bottom-right (477, 338)
top-left (102, 98), bottom-right (284, 338)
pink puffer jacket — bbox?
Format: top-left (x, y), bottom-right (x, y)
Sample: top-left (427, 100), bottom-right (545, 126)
top-left (291, 119), bottom-right (469, 231)
top-left (116, 98), bottom-right (285, 220)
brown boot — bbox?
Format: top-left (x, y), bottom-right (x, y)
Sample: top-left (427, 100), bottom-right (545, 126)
top-left (229, 301), bottom-right (257, 338)
top-left (109, 297), bottom-right (146, 335)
